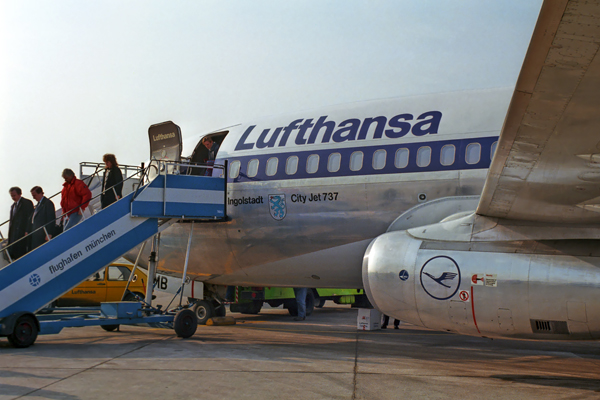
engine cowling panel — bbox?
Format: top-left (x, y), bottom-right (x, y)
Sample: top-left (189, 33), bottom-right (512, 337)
top-left (363, 231), bottom-right (600, 340)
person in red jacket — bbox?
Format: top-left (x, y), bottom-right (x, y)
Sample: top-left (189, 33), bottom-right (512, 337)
top-left (60, 168), bottom-right (92, 230)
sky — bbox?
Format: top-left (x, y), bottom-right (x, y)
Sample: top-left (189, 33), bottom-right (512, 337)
top-left (0, 0), bottom-right (543, 236)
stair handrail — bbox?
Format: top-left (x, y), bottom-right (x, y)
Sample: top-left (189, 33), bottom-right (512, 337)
top-left (0, 167), bottom-right (146, 266)
top-left (131, 158), bottom-right (225, 201)
top-left (0, 162), bottom-right (141, 239)
top-left (1, 159), bottom-right (226, 266)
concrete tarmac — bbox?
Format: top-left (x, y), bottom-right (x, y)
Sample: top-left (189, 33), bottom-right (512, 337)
top-left (1, 303), bottom-right (600, 399)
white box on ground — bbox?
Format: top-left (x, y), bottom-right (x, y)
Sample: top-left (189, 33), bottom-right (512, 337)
top-left (357, 309), bottom-right (381, 330)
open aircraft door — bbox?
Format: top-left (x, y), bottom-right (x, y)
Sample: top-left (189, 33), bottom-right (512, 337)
top-left (148, 121), bottom-right (182, 178)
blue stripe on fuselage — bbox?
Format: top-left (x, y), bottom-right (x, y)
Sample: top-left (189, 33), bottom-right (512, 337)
top-left (221, 136), bottom-right (497, 183)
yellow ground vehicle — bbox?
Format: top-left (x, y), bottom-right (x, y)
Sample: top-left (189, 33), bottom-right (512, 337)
top-left (55, 263), bottom-right (147, 307)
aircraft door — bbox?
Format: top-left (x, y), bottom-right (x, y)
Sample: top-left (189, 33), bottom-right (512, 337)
top-left (148, 121), bottom-right (183, 178)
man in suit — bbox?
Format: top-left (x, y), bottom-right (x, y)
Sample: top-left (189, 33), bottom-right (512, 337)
top-left (7, 186), bottom-right (34, 260)
top-left (29, 186), bottom-right (56, 250)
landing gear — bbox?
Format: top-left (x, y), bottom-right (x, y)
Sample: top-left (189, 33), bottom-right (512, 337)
top-left (174, 309), bottom-right (197, 338)
top-left (8, 314), bottom-right (38, 348)
top-left (192, 300), bottom-right (215, 325)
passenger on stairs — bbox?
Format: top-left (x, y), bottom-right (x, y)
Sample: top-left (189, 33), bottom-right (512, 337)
top-left (100, 153), bottom-right (123, 209)
top-left (29, 186), bottom-right (56, 250)
top-left (7, 186), bottom-right (34, 260)
top-left (60, 169), bottom-right (92, 231)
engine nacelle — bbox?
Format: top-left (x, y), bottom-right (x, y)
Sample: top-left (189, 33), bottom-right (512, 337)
top-left (362, 230), bottom-right (600, 340)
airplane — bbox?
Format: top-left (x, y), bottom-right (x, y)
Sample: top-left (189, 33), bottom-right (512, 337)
top-left (121, 0), bottom-right (600, 341)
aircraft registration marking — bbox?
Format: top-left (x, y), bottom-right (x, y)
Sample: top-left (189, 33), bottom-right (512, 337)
top-left (291, 192), bottom-right (339, 203)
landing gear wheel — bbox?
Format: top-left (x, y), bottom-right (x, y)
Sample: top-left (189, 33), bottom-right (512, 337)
top-left (8, 315), bottom-right (38, 348)
top-left (192, 300), bottom-right (214, 325)
top-left (101, 324), bottom-right (120, 332)
top-left (174, 309), bottom-right (198, 338)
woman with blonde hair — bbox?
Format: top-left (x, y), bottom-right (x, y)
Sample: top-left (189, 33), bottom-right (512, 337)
top-left (100, 153), bottom-right (123, 209)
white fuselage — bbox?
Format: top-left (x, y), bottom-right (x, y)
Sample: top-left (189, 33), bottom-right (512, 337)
top-left (126, 88), bottom-right (511, 288)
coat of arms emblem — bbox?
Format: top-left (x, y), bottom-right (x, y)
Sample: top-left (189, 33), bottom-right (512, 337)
top-left (268, 194), bottom-right (287, 221)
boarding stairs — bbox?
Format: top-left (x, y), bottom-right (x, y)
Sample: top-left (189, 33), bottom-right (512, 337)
top-left (0, 163), bottom-right (226, 344)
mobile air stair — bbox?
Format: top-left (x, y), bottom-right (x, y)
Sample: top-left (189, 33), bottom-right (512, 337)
top-left (0, 161), bottom-right (226, 347)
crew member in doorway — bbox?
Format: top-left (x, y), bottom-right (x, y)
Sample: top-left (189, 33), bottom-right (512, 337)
top-left (202, 136), bottom-right (220, 161)
top-left (100, 153), bottom-right (123, 209)
top-left (29, 186), bottom-right (56, 250)
top-left (6, 187), bottom-right (34, 259)
top-left (293, 287), bottom-right (307, 321)
top-left (60, 168), bottom-right (92, 230)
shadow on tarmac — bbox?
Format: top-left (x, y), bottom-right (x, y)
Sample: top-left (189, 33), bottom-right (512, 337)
top-left (492, 375), bottom-right (600, 392)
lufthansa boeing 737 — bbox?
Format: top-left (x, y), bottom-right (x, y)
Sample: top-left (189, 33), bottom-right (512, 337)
top-left (127, 0), bottom-right (600, 341)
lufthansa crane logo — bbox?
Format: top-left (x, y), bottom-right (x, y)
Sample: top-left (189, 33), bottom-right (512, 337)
top-left (419, 256), bottom-right (461, 300)
top-left (398, 270), bottom-right (409, 281)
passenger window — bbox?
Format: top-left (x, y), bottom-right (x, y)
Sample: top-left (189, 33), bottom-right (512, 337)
top-left (266, 157), bottom-right (278, 176)
top-left (466, 143), bottom-right (481, 164)
top-left (328, 153), bottom-right (341, 173)
top-left (285, 156), bottom-right (298, 175)
top-left (373, 149), bottom-right (386, 170)
top-left (108, 266), bottom-right (130, 281)
top-left (229, 160), bottom-right (241, 179)
top-left (247, 159), bottom-right (259, 177)
top-left (395, 148), bottom-right (409, 168)
top-left (306, 154), bottom-right (319, 174)
top-left (440, 145), bottom-right (455, 166)
top-left (350, 151), bottom-right (364, 171)
top-left (416, 146), bottom-right (431, 167)
top-left (491, 141), bottom-right (498, 160)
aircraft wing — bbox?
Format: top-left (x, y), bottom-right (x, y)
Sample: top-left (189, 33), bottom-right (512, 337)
top-left (477, 0), bottom-right (600, 224)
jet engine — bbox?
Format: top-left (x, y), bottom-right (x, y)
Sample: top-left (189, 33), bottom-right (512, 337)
top-left (362, 225), bottom-right (600, 340)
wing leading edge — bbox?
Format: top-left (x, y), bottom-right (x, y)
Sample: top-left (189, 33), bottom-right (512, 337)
top-left (477, 0), bottom-right (600, 224)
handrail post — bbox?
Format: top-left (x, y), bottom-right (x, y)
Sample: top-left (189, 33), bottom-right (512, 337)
top-left (144, 234), bottom-right (159, 306)
top-left (179, 221), bottom-right (194, 307)
top-left (163, 161), bottom-right (167, 216)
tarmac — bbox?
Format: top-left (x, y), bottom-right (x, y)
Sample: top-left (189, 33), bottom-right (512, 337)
top-left (2, 303), bottom-right (600, 400)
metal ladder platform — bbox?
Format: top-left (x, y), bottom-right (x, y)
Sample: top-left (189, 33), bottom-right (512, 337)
top-left (0, 171), bottom-right (225, 346)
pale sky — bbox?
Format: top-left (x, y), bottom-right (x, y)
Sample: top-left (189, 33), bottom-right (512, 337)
top-left (0, 0), bottom-right (543, 235)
